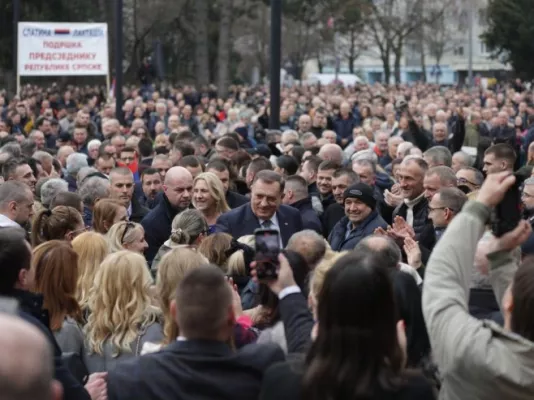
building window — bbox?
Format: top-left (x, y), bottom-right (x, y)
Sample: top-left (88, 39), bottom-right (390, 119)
top-left (454, 46), bottom-right (464, 56)
top-left (480, 42), bottom-right (487, 54)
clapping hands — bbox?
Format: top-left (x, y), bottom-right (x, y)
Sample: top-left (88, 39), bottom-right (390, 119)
top-left (374, 216), bottom-right (415, 247)
top-left (403, 237), bottom-right (422, 269)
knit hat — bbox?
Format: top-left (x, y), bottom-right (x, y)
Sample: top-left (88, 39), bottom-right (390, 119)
top-left (343, 183), bottom-right (376, 210)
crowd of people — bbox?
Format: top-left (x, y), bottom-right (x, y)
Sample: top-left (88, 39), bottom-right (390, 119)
top-left (1, 79), bottom-right (534, 399)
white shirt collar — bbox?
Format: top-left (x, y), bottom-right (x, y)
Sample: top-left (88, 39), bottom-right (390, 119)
top-left (258, 213), bottom-right (283, 247)
top-left (0, 214), bottom-right (19, 228)
top-left (127, 203), bottom-right (133, 218)
top-left (259, 213), bottom-right (279, 229)
top-left (404, 192), bottom-right (425, 208)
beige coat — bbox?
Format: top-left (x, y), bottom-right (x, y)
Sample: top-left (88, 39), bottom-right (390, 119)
top-left (423, 201), bottom-right (534, 399)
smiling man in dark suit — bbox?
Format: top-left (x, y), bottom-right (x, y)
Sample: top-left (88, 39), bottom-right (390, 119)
top-left (216, 170), bottom-right (303, 246)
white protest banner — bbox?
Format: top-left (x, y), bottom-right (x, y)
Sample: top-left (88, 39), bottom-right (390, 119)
top-left (18, 22), bottom-right (109, 77)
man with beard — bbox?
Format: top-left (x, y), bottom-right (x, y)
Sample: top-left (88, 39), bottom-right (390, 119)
top-left (315, 160), bottom-right (338, 211)
top-left (322, 169), bottom-right (360, 236)
top-left (140, 168), bottom-right (163, 209)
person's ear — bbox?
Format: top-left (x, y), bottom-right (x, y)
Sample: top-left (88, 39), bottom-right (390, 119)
top-left (64, 231), bottom-right (73, 241)
top-left (18, 268), bottom-right (29, 289)
top-left (8, 200), bottom-right (17, 214)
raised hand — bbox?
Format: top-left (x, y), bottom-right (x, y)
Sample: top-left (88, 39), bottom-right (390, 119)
top-left (385, 189), bottom-right (403, 207)
top-left (477, 172), bottom-right (516, 209)
top-left (390, 216), bottom-right (415, 240)
top-left (251, 253), bottom-right (296, 296)
top-left (404, 236), bottom-right (422, 269)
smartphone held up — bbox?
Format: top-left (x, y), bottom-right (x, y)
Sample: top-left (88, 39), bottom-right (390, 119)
top-left (254, 228), bottom-right (280, 280)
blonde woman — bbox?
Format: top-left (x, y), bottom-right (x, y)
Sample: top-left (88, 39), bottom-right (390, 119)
top-left (152, 209), bottom-right (209, 273)
top-left (156, 248), bottom-right (208, 346)
top-left (107, 221), bottom-right (148, 254)
top-left (72, 231), bottom-right (110, 312)
top-left (192, 172), bottom-right (230, 226)
top-left (83, 251), bottom-right (163, 372)
top-left (309, 251), bottom-right (349, 315)
top-left (32, 240), bottom-right (84, 356)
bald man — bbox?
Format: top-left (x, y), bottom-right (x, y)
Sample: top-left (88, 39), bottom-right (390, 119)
top-left (318, 143), bottom-right (344, 166)
top-left (141, 166), bottom-right (193, 265)
top-left (0, 313), bottom-right (62, 400)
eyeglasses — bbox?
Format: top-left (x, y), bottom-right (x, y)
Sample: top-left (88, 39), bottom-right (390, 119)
top-left (428, 206), bottom-right (447, 212)
top-left (121, 222), bottom-right (135, 244)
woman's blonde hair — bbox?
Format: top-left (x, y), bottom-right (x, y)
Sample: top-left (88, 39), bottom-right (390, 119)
top-left (310, 251), bottom-right (349, 304)
top-left (32, 241), bottom-right (82, 331)
top-left (31, 206), bottom-right (83, 246)
top-left (106, 221), bottom-right (144, 253)
top-left (156, 248), bottom-right (208, 344)
top-left (72, 231), bottom-right (110, 309)
top-left (168, 209), bottom-right (208, 246)
top-left (85, 251), bottom-right (159, 356)
top-left (197, 232), bottom-right (248, 276)
top-left (93, 199), bottom-right (126, 234)
top-left (193, 172), bottom-right (230, 215)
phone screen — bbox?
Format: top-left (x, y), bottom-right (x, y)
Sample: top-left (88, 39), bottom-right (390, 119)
top-left (254, 229), bottom-right (280, 280)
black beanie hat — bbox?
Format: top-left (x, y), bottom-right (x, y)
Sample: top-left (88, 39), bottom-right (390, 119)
top-left (343, 183), bottom-right (377, 210)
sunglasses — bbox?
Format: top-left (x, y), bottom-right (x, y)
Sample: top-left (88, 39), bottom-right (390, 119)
top-left (457, 177), bottom-right (479, 187)
top-left (121, 222), bottom-right (135, 244)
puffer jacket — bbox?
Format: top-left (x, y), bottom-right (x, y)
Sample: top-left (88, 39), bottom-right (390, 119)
top-left (423, 201), bottom-right (534, 399)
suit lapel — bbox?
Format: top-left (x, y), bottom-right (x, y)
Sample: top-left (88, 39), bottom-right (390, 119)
top-left (276, 208), bottom-right (291, 246)
top-left (244, 204), bottom-right (261, 233)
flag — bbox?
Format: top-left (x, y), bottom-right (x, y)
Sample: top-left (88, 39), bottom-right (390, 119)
top-left (327, 17), bottom-right (335, 29)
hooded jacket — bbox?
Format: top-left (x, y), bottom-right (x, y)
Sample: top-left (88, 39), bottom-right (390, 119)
top-left (423, 201), bottom-right (534, 399)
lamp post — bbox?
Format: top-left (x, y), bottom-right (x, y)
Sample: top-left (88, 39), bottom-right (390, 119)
top-left (467, 3), bottom-right (474, 88)
top-left (269, 0), bottom-right (282, 130)
top-left (13, 0), bottom-right (20, 95)
top-left (115, 0), bottom-right (124, 123)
